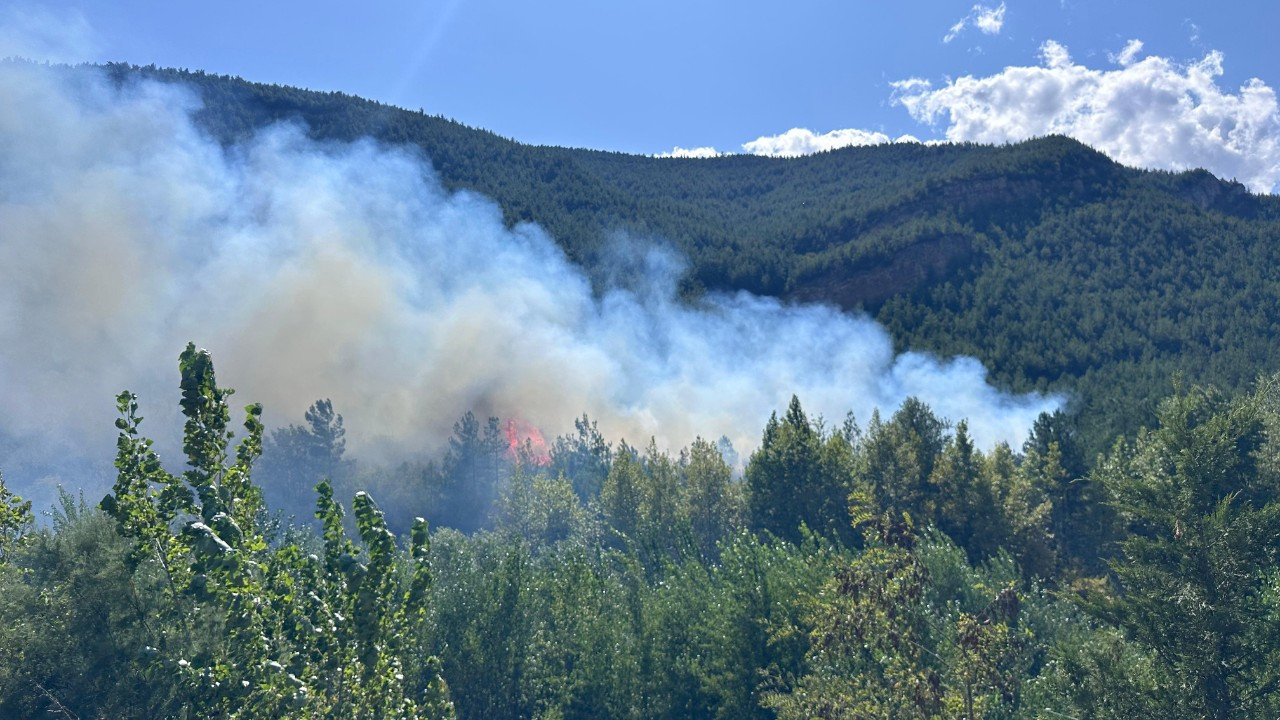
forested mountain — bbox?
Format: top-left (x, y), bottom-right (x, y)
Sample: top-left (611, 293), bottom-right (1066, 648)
top-left (5, 62), bottom-right (1280, 718)
top-left (94, 63), bottom-right (1280, 453)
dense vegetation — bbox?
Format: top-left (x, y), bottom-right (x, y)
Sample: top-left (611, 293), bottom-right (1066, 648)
top-left (88, 62), bottom-right (1280, 452)
top-left (5, 63), bottom-right (1280, 717)
top-left (4, 346), bottom-right (1280, 717)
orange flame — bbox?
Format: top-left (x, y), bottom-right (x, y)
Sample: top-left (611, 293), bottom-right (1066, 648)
top-left (504, 417), bottom-right (551, 466)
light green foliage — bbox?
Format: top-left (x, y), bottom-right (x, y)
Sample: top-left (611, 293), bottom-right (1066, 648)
top-left (12, 64), bottom-right (1280, 712)
top-left (98, 343), bottom-right (453, 719)
top-left (13, 335), bottom-right (1280, 718)
top-left (0, 470), bottom-right (32, 566)
top-left (641, 440), bottom-right (688, 557)
top-left (599, 440), bottom-right (701, 569)
top-left (498, 467), bottom-right (588, 548)
top-left (683, 436), bottom-right (743, 560)
top-left (425, 523), bottom-right (833, 720)
top-left (601, 442), bottom-right (646, 547)
top-left (765, 515), bottom-right (1034, 720)
top-left (693, 530), bottom-right (835, 720)
top-left (426, 529), bottom-right (535, 720)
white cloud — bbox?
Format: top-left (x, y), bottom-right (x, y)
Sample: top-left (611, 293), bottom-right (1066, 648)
top-left (657, 129), bottom-right (921, 160)
top-left (1110, 38), bottom-right (1144, 67)
top-left (655, 145), bottom-right (721, 158)
top-left (944, 2), bottom-right (1007, 43)
top-left (741, 127), bottom-right (894, 157)
top-left (973, 3), bottom-right (1007, 34)
top-left (892, 40), bottom-right (1280, 193)
top-left (1039, 39), bottom-right (1071, 68)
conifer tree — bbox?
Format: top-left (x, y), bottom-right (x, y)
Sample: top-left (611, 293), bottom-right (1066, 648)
top-left (1085, 383), bottom-right (1280, 719)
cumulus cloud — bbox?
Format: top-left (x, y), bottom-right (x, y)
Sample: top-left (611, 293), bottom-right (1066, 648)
top-left (1038, 38), bottom-right (1071, 69)
top-left (0, 61), bottom-right (1059, 506)
top-left (656, 145), bottom-right (721, 158)
top-left (944, 2), bottom-right (1007, 44)
top-left (658, 129), bottom-right (922, 160)
top-left (893, 40), bottom-right (1280, 193)
top-left (742, 127), bottom-right (894, 157)
top-left (744, 128), bottom-right (889, 157)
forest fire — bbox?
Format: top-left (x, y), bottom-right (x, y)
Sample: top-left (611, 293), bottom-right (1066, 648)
top-left (504, 417), bottom-right (551, 465)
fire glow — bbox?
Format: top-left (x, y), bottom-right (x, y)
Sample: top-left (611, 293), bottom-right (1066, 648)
top-left (504, 417), bottom-right (551, 466)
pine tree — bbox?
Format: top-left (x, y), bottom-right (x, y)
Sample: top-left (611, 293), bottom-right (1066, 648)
top-left (1085, 383), bottom-right (1280, 719)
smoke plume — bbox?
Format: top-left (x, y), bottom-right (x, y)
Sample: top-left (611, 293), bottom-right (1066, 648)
top-left (0, 62), bottom-right (1060, 506)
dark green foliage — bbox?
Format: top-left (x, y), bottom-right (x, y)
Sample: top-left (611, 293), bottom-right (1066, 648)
top-left (0, 496), bottom-right (163, 718)
top-left (848, 403), bottom-right (1063, 580)
top-left (258, 398), bottom-right (352, 519)
top-left (857, 397), bottom-right (950, 524)
top-left (549, 414), bottom-right (613, 500)
top-left (929, 421), bottom-right (1003, 561)
top-left (746, 396), bottom-right (855, 544)
top-left (1080, 382), bottom-right (1280, 719)
top-left (428, 484), bottom-right (828, 720)
top-left (1037, 627), bottom-right (1172, 720)
top-left (439, 411), bottom-right (510, 534)
top-left (8, 58), bottom-right (1280, 717)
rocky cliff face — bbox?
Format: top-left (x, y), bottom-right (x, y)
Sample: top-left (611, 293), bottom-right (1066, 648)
top-left (789, 234), bottom-right (977, 311)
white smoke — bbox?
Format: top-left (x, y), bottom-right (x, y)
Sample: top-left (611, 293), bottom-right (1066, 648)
top-left (0, 62), bottom-right (1060, 504)
top-left (0, 6), bottom-right (99, 64)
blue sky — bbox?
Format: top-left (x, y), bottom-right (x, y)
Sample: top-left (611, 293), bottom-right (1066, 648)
top-left (2, 0), bottom-right (1279, 190)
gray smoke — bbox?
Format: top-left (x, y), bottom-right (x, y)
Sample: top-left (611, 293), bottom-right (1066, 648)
top-left (0, 62), bottom-right (1061, 507)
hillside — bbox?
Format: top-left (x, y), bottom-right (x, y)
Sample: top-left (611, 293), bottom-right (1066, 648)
top-left (7, 60), bottom-right (1280, 720)
top-left (103, 63), bottom-right (1280, 452)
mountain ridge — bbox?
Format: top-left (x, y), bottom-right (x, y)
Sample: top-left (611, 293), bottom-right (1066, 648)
top-left (65, 62), bottom-right (1280, 452)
